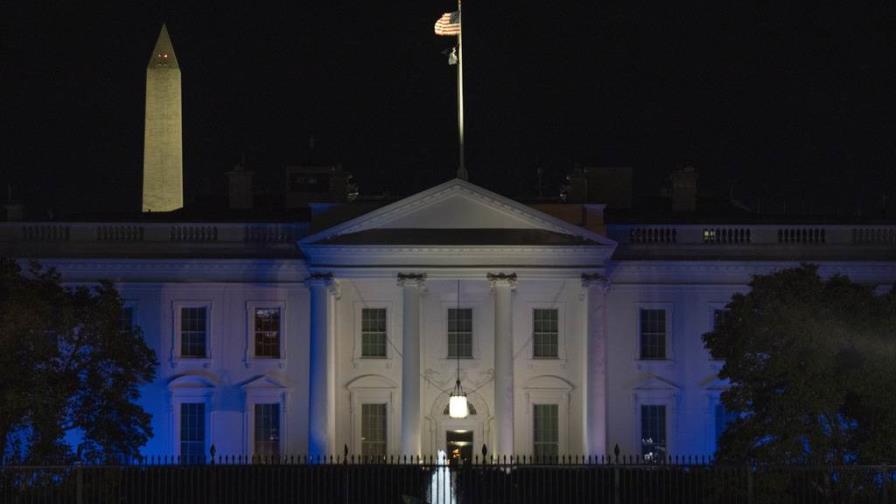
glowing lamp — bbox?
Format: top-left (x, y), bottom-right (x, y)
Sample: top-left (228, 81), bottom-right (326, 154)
top-left (448, 380), bottom-right (469, 419)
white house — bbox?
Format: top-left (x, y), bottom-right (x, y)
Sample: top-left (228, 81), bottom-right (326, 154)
top-left (3, 178), bottom-right (895, 460)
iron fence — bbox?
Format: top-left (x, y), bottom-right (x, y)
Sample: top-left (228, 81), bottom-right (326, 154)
top-left (2, 455), bottom-right (894, 504)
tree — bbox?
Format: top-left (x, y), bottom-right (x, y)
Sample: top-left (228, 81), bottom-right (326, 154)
top-left (703, 264), bottom-right (896, 465)
top-left (0, 259), bottom-right (158, 464)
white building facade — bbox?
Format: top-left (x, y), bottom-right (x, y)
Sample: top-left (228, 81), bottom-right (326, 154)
top-left (3, 179), bottom-right (895, 459)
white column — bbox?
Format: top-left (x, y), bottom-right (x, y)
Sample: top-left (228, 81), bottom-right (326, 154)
top-left (398, 273), bottom-right (426, 456)
top-left (582, 274), bottom-right (610, 456)
top-left (306, 273), bottom-right (335, 457)
top-left (489, 272), bottom-right (516, 456)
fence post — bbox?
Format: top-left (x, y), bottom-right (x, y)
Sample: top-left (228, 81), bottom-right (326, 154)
top-left (747, 466), bottom-right (754, 504)
top-left (613, 466), bottom-right (620, 504)
top-left (76, 465), bottom-right (83, 504)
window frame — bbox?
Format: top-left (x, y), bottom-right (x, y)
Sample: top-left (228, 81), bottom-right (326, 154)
top-left (360, 403), bottom-right (388, 457)
top-left (119, 301), bottom-right (137, 334)
top-left (532, 308), bottom-right (560, 359)
top-left (252, 403), bottom-right (282, 458)
top-left (524, 381), bottom-right (571, 457)
top-left (706, 302), bottom-right (729, 364)
top-left (632, 386), bottom-right (678, 456)
top-left (354, 303), bottom-right (394, 361)
top-left (242, 378), bottom-right (289, 457)
top-left (532, 403), bottom-right (560, 459)
top-left (348, 383), bottom-right (395, 456)
top-left (525, 303), bottom-right (566, 362)
top-left (446, 307), bottom-right (474, 359)
top-left (171, 301), bottom-right (214, 367)
top-left (634, 303), bottom-right (674, 364)
top-left (169, 378), bottom-right (214, 462)
top-left (244, 301), bottom-right (287, 367)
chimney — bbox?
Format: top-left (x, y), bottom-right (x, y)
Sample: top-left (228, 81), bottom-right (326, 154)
top-left (226, 163), bottom-right (254, 210)
top-left (4, 185), bottom-right (23, 221)
top-left (564, 167), bottom-right (588, 203)
top-left (584, 166), bottom-right (633, 209)
top-left (671, 166), bottom-right (698, 213)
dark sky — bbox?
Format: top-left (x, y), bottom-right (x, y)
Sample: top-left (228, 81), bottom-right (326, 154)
top-left (2, 2), bottom-right (895, 217)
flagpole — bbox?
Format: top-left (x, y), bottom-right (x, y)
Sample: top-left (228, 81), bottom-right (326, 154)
top-left (456, 0), bottom-right (468, 180)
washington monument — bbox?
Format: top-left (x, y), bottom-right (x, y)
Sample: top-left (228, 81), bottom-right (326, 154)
top-left (142, 24), bottom-right (183, 212)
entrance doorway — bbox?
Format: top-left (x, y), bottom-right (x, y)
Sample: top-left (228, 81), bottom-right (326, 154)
top-left (446, 430), bottom-right (473, 461)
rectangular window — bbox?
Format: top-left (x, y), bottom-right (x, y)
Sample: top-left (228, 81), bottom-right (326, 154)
top-left (181, 307), bottom-right (208, 358)
top-left (254, 308), bottom-right (281, 358)
top-left (533, 308), bottom-right (559, 358)
top-left (640, 405), bottom-right (666, 457)
top-left (639, 309), bottom-right (666, 360)
top-left (361, 403), bottom-right (387, 456)
top-left (361, 308), bottom-right (387, 358)
top-left (254, 403), bottom-right (280, 457)
top-left (447, 308), bottom-right (473, 358)
top-left (180, 403), bottom-right (205, 461)
top-left (119, 306), bottom-right (134, 333)
top-left (533, 404), bottom-right (559, 458)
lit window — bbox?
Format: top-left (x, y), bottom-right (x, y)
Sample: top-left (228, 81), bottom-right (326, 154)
top-left (447, 308), bottom-right (473, 358)
top-left (181, 307), bottom-right (207, 358)
top-left (639, 309), bottom-right (666, 360)
top-left (641, 405), bottom-right (666, 458)
top-left (254, 308), bottom-right (281, 358)
top-left (533, 309), bottom-right (559, 358)
top-left (533, 404), bottom-right (559, 459)
top-left (361, 308), bottom-right (387, 358)
top-left (254, 403), bottom-right (280, 457)
top-left (180, 403), bottom-right (205, 462)
top-left (361, 403), bottom-right (387, 456)
top-left (703, 229), bottom-right (717, 243)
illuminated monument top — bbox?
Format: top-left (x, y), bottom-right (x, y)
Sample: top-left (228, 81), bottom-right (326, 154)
top-left (142, 24), bottom-right (183, 213)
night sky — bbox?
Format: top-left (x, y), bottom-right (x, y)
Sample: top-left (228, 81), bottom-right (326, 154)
top-left (2, 2), bottom-right (895, 218)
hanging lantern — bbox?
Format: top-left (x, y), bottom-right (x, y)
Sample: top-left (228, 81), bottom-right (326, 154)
top-left (447, 279), bottom-right (470, 419)
top-left (448, 379), bottom-right (469, 419)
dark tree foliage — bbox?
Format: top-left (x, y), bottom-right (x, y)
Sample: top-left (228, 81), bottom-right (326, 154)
top-left (704, 264), bottom-right (896, 465)
top-left (0, 259), bottom-right (158, 464)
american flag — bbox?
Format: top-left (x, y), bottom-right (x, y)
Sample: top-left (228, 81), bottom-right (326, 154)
top-left (434, 11), bottom-right (460, 36)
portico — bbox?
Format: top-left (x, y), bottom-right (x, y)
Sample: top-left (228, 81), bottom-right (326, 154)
top-left (299, 179), bottom-right (615, 457)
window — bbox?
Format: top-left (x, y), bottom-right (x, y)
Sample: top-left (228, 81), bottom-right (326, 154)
top-left (119, 306), bottom-right (134, 333)
top-left (254, 308), bottom-right (281, 358)
top-left (533, 308), bottom-right (559, 358)
top-left (714, 403), bottom-right (736, 443)
top-left (447, 308), bottom-right (473, 358)
top-left (180, 307), bottom-right (208, 358)
top-left (639, 309), bottom-right (666, 360)
top-left (533, 404), bottom-right (559, 458)
top-left (361, 403), bottom-right (387, 456)
top-left (254, 403), bottom-right (280, 457)
top-left (180, 403), bottom-right (205, 461)
top-left (361, 308), bottom-right (387, 358)
top-left (641, 405), bottom-right (666, 458)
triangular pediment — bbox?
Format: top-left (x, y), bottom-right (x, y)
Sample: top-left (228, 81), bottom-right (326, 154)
top-left (302, 179), bottom-right (613, 246)
top-left (634, 375), bottom-right (681, 392)
top-left (241, 375), bottom-right (288, 390)
top-left (300, 179), bottom-right (616, 268)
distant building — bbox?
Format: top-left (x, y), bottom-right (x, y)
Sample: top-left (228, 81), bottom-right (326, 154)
top-left (1, 26), bottom-right (895, 461)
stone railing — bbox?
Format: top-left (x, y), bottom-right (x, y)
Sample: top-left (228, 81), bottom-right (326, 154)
top-left (610, 224), bottom-right (896, 248)
top-left (0, 222), bottom-right (309, 251)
